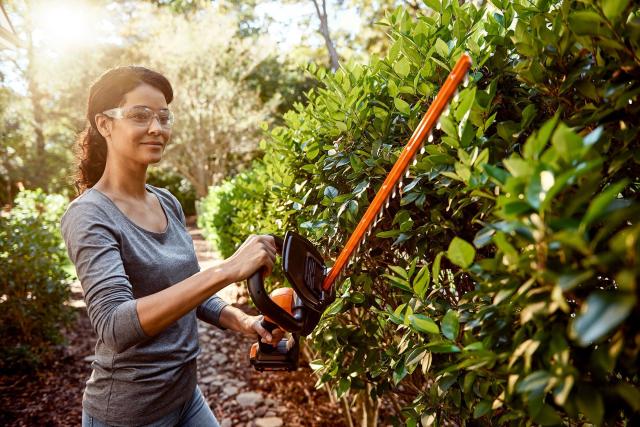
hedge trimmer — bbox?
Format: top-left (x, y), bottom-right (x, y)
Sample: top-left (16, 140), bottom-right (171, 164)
top-left (248, 53), bottom-right (473, 371)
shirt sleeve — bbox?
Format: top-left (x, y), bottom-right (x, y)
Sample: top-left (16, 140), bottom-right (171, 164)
top-left (61, 202), bottom-right (149, 353)
top-left (196, 295), bottom-right (229, 328)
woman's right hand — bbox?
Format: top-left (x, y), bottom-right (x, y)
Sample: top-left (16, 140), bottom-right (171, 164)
top-left (224, 234), bottom-right (277, 283)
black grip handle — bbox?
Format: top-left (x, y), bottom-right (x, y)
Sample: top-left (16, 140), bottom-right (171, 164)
top-left (271, 235), bottom-right (284, 253)
top-left (261, 319), bottom-right (278, 333)
top-left (257, 319), bottom-right (279, 351)
top-left (248, 270), bottom-right (304, 333)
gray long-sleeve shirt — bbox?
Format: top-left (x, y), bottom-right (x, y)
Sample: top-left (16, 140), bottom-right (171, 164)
top-left (60, 184), bottom-right (228, 426)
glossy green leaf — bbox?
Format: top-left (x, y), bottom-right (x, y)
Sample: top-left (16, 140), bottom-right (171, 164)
top-left (580, 180), bottom-right (628, 229)
top-left (455, 87), bottom-right (476, 121)
top-left (441, 310), bottom-right (459, 340)
top-left (483, 164), bottom-right (509, 184)
top-left (394, 97), bottom-right (411, 115)
top-left (517, 370), bottom-right (551, 396)
top-left (337, 377), bottom-right (351, 397)
top-left (393, 360), bottom-right (408, 384)
top-left (602, 0), bottom-right (630, 22)
top-left (422, 0), bottom-right (441, 11)
top-left (572, 292), bottom-right (636, 346)
top-left (568, 11), bottom-right (606, 36)
top-left (425, 342), bottom-right (460, 353)
top-left (410, 314), bottom-right (440, 334)
top-left (389, 265), bottom-right (409, 279)
top-left (413, 265), bottom-right (430, 299)
top-left (434, 38), bottom-right (449, 58)
top-left (432, 252), bottom-right (443, 287)
top-left (473, 400), bottom-right (491, 419)
top-left (551, 123), bottom-right (582, 162)
top-left (324, 186), bottom-right (338, 199)
top-left (447, 237), bottom-right (476, 268)
top-left (394, 57), bottom-right (411, 78)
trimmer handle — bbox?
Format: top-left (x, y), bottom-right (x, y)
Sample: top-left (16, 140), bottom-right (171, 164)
top-left (249, 288), bottom-right (300, 371)
top-left (248, 268), bottom-right (305, 333)
top-left (257, 318), bottom-right (278, 351)
top-left (248, 234), bottom-right (308, 332)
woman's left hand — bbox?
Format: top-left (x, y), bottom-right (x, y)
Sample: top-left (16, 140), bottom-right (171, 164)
top-left (241, 314), bottom-right (286, 346)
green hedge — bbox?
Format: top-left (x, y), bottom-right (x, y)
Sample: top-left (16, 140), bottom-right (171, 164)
top-left (0, 190), bottom-right (74, 372)
top-left (199, 0), bottom-right (639, 424)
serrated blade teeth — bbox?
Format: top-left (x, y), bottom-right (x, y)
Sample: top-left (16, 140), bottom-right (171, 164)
top-left (405, 169), bottom-right (411, 178)
top-left (443, 107), bottom-right (450, 116)
top-left (420, 146), bottom-right (426, 155)
top-left (385, 198), bottom-right (390, 209)
top-left (436, 121), bottom-right (442, 130)
top-left (463, 75), bottom-right (470, 88)
top-left (453, 91), bottom-right (459, 103)
top-left (428, 133), bottom-right (434, 143)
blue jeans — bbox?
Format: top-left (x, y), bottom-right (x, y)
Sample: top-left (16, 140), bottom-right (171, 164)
top-left (81, 385), bottom-right (220, 427)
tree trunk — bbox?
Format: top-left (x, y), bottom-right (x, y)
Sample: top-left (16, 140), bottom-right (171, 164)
top-left (25, 1), bottom-right (46, 188)
top-left (357, 384), bottom-right (379, 427)
top-left (310, 0), bottom-right (340, 71)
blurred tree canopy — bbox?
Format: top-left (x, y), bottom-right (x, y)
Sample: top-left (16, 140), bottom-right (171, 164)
top-left (0, 0), bottom-right (328, 203)
top-left (0, 0), bottom-right (424, 204)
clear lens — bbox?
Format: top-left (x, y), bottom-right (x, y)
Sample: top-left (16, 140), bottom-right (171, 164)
top-left (104, 107), bottom-right (173, 128)
top-left (126, 108), bottom-right (154, 124)
top-left (157, 111), bottom-right (173, 126)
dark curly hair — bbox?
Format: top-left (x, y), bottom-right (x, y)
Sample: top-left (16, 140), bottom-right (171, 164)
top-left (74, 66), bottom-right (173, 194)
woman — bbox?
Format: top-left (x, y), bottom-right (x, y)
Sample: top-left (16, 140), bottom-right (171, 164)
top-left (61, 66), bottom-right (281, 427)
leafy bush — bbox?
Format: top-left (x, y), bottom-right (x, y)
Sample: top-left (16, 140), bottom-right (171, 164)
top-left (199, 0), bottom-right (639, 424)
top-left (0, 190), bottom-right (74, 372)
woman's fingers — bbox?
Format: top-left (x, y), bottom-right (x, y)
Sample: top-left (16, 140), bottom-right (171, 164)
top-left (270, 327), bottom-right (285, 344)
top-left (246, 315), bottom-right (287, 346)
top-left (251, 317), bottom-right (273, 343)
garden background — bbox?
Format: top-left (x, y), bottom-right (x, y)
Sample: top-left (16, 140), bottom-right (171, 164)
top-left (1, 0), bottom-right (639, 426)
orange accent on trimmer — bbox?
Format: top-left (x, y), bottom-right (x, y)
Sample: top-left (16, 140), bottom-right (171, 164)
top-left (263, 287), bottom-right (294, 325)
top-left (322, 53), bottom-right (473, 291)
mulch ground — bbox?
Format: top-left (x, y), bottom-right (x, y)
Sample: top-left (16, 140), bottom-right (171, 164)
top-left (0, 306), bottom-right (93, 426)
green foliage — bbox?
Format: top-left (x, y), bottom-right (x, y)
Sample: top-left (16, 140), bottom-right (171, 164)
top-left (199, 0), bottom-right (639, 424)
top-left (0, 190), bottom-right (74, 372)
top-left (197, 162), bottom-right (283, 258)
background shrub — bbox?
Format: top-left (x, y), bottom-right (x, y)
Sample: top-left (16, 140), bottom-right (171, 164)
top-left (0, 190), bottom-right (74, 372)
top-left (199, 0), bottom-right (639, 424)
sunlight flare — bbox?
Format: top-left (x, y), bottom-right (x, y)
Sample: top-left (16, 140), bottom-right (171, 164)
top-left (31, 1), bottom-right (98, 52)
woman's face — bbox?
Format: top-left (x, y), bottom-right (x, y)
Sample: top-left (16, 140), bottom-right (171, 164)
top-left (98, 83), bottom-right (172, 167)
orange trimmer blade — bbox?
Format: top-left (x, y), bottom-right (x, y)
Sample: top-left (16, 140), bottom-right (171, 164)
top-left (322, 53), bottom-right (473, 291)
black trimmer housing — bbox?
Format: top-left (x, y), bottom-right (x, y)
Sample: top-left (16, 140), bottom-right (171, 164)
top-left (248, 231), bottom-right (334, 337)
top-left (247, 232), bottom-right (335, 370)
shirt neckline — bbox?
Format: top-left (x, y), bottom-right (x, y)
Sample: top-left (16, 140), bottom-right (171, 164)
top-left (90, 184), bottom-right (170, 236)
